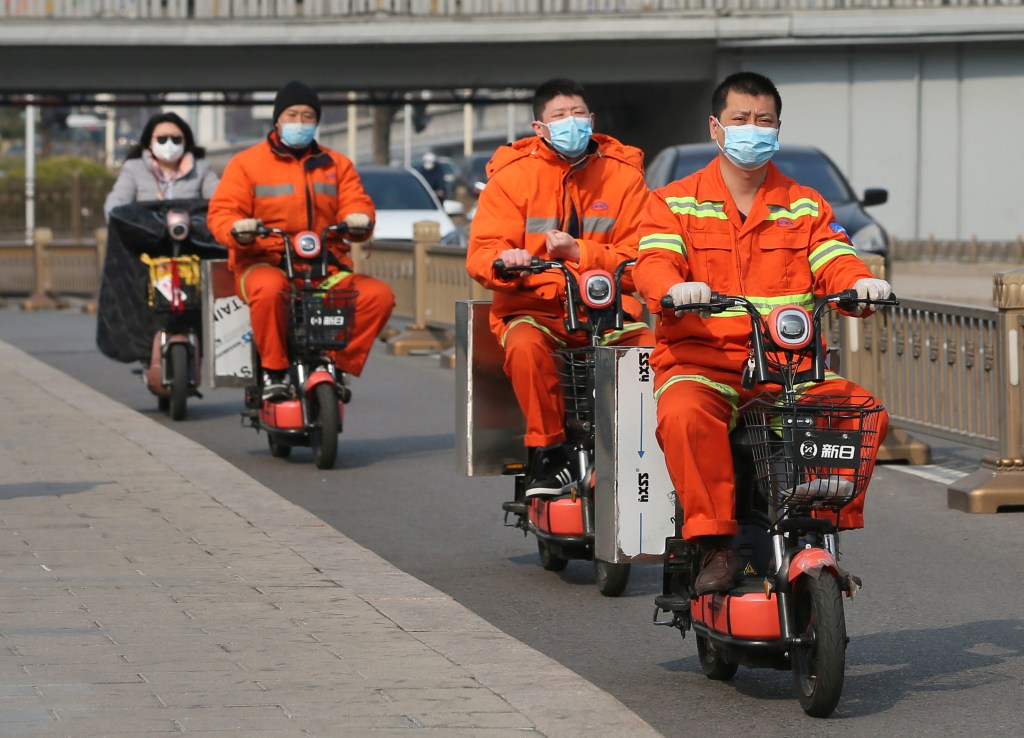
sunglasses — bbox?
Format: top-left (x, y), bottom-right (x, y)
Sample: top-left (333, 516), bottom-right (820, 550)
top-left (155, 135), bottom-right (184, 145)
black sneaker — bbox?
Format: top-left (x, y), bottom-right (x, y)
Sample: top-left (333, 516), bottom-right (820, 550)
top-left (525, 446), bottom-right (576, 498)
top-left (261, 370), bottom-right (292, 402)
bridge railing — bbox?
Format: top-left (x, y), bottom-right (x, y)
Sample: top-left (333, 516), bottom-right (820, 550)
top-left (2, 0), bottom-right (1020, 19)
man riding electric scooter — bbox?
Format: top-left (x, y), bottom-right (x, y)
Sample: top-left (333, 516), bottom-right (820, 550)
top-left (632, 71), bottom-right (891, 596)
top-left (466, 77), bottom-right (654, 501)
top-left (208, 80), bottom-right (395, 403)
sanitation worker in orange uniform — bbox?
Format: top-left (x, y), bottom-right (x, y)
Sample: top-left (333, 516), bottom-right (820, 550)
top-left (208, 81), bottom-right (395, 401)
top-left (633, 72), bottom-right (891, 595)
top-left (467, 78), bottom-right (654, 497)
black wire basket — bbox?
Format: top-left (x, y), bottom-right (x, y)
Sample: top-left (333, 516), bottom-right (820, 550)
top-left (740, 393), bottom-right (884, 511)
top-left (284, 288), bottom-right (357, 352)
top-left (558, 347), bottom-right (596, 436)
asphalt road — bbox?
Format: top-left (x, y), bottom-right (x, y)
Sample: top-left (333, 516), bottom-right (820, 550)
top-left (1, 300), bottom-right (1021, 738)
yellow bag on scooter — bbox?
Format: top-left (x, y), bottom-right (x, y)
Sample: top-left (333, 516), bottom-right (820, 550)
top-left (140, 254), bottom-right (201, 312)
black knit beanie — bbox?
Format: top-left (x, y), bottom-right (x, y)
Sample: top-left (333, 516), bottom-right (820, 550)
top-left (273, 81), bottom-right (321, 123)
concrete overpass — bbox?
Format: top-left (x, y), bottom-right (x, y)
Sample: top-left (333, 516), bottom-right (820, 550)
top-left (3, 4), bottom-right (1024, 241)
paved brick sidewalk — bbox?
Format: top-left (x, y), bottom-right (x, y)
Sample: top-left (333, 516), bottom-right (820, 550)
top-left (0, 339), bottom-right (663, 738)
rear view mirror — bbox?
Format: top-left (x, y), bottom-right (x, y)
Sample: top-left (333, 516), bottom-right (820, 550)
top-left (862, 188), bottom-right (888, 207)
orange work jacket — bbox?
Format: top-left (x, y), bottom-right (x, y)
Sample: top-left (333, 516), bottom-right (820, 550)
top-left (466, 133), bottom-right (650, 339)
top-left (207, 132), bottom-right (374, 275)
top-left (633, 157), bottom-right (874, 378)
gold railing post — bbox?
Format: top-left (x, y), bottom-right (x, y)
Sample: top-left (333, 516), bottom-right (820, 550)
top-left (386, 220), bottom-right (452, 356)
top-left (349, 240), bottom-right (364, 274)
top-left (948, 268), bottom-right (1024, 512)
top-left (22, 227), bottom-right (67, 310)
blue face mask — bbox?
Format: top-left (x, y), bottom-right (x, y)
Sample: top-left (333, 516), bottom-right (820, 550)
top-left (279, 123), bottom-right (317, 148)
top-left (715, 119), bottom-right (780, 170)
top-left (543, 116), bottom-right (593, 159)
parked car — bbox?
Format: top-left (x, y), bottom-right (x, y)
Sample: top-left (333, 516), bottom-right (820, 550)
top-left (645, 143), bottom-right (890, 263)
top-left (357, 165), bottom-right (466, 247)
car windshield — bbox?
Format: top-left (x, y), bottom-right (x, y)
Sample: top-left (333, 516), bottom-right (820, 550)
top-left (672, 150), bottom-right (856, 204)
top-left (359, 169), bottom-right (437, 210)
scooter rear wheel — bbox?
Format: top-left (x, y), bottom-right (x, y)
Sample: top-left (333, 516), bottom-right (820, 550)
top-left (593, 559), bottom-right (630, 597)
top-left (168, 343), bottom-right (189, 421)
top-left (311, 383), bottom-right (339, 470)
top-left (696, 634), bottom-right (739, 680)
top-left (537, 540), bottom-right (568, 571)
top-left (791, 574), bottom-right (847, 717)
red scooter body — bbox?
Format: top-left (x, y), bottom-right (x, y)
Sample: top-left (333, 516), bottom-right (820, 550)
top-left (259, 370), bottom-right (341, 431)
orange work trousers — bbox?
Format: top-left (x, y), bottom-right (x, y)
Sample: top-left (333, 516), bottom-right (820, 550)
top-left (501, 315), bottom-right (654, 448)
top-left (655, 363), bottom-right (889, 541)
top-left (236, 263), bottom-right (395, 376)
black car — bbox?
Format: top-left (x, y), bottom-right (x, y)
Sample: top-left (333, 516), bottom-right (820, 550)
top-left (645, 143), bottom-right (890, 264)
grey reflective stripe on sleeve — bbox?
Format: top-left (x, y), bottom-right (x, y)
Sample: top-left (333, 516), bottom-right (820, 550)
top-left (253, 184), bottom-right (295, 197)
top-left (313, 182), bottom-right (338, 197)
top-left (582, 216), bottom-right (616, 234)
top-left (526, 217), bottom-right (559, 233)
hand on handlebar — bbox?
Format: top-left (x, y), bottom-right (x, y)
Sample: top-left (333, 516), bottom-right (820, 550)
top-left (231, 218), bottom-right (263, 245)
top-left (667, 281), bottom-right (712, 318)
top-left (848, 278), bottom-right (894, 315)
top-left (343, 212), bottom-right (372, 237)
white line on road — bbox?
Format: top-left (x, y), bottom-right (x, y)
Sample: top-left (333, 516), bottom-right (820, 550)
top-left (886, 464), bottom-right (968, 486)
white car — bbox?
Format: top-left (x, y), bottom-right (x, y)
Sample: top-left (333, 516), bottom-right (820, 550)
top-left (357, 165), bottom-right (466, 247)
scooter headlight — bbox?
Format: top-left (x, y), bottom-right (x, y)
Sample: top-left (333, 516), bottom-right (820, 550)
top-left (580, 270), bottom-right (615, 309)
top-left (766, 306), bottom-right (813, 350)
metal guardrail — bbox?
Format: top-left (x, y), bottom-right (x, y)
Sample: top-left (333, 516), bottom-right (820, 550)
top-left (2, 0), bottom-right (1020, 19)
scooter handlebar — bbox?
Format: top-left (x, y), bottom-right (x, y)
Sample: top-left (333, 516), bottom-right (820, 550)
top-left (492, 256), bottom-right (546, 277)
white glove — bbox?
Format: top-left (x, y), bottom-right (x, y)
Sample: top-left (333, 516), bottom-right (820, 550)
top-left (668, 281), bottom-right (712, 318)
top-left (231, 218), bottom-right (262, 245)
top-left (344, 212), bottom-right (372, 233)
top-left (853, 278), bottom-right (892, 302)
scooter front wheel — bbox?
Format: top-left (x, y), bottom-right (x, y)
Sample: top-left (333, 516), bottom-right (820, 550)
top-left (537, 539), bottom-right (568, 571)
top-left (696, 634), bottom-right (739, 681)
top-left (168, 343), bottom-right (189, 421)
top-left (791, 573), bottom-right (847, 717)
top-left (593, 559), bottom-right (630, 597)
top-left (311, 383), bottom-right (339, 470)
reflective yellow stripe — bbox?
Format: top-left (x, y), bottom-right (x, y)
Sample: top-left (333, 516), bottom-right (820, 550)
top-left (809, 239), bottom-right (858, 273)
top-left (317, 269), bottom-right (353, 292)
top-left (665, 196), bottom-right (728, 219)
top-left (501, 316), bottom-right (567, 349)
top-left (639, 233), bottom-right (686, 255)
top-left (238, 262), bottom-right (278, 304)
top-left (705, 293), bottom-right (814, 319)
top-left (598, 321), bottom-right (650, 346)
top-left (766, 198), bottom-right (820, 221)
top-left (655, 375), bottom-right (740, 431)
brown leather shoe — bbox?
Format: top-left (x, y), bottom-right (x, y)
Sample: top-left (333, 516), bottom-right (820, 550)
top-left (694, 547), bottom-right (744, 596)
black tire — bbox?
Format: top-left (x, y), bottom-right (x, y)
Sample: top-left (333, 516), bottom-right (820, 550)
top-left (791, 574), bottom-right (847, 718)
top-left (311, 383), bottom-right (339, 470)
top-left (157, 395), bottom-right (170, 412)
top-left (268, 434), bottom-right (292, 459)
top-left (168, 343), bottom-right (188, 421)
top-left (696, 634), bottom-right (739, 681)
top-left (537, 539), bottom-right (569, 571)
top-left (593, 559), bottom-right (631, 597)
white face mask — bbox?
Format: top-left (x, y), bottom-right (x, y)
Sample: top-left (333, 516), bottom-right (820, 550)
top-left (151, 139), bottom-right (185, 164)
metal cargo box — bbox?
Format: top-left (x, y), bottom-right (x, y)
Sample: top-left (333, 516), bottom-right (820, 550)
top-left (455, 300), bottom-right (527, 476)
top-left (594, 346), bottom-right (677, 563)
top-left (201, 259), bottom-right (255, 389)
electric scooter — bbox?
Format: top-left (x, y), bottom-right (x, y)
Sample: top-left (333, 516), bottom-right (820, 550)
top-left (495, 256), bottom-right (638, 597)
top-left (140, 208), bottom-right (204, 421)
top-left (240, 224), bottom-right (357, 470)
top-left (653, 288), bottom-right (898, 717)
